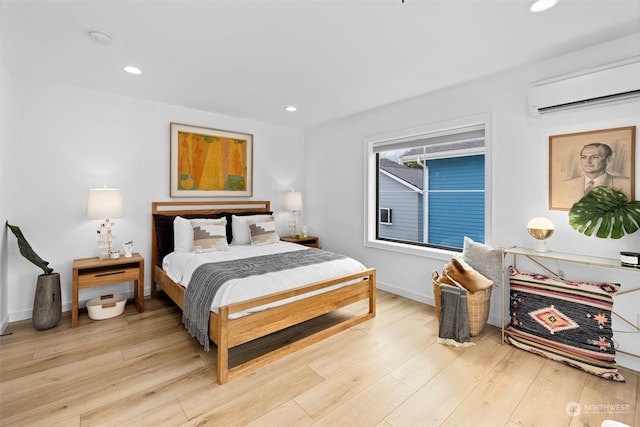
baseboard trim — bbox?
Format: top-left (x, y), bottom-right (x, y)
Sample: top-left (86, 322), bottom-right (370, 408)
top-left (376, 280), bottom-right (502, 328)
top-left (376, 280), bottom-right (434, 306)
top-left (5, 287), bottom-right (145, 324)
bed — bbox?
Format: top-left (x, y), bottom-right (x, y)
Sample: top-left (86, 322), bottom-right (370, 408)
top-left (151, 201), bottom-right (376, 384)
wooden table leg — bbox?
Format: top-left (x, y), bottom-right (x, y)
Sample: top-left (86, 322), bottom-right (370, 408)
top-left (138, 258), bottom-right (144, 312)
top-left (71, 268), bottom-right (79, 328)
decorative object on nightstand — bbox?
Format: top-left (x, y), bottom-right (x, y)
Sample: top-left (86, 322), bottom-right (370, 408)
top-left (87, 185), bottom-right (124, 260)
top-left (122, 240), bottom-right (134, 258)
top-left (527, 217), bottom-right (554, 252)
top-left (283, 189), bottom-right (303, 237)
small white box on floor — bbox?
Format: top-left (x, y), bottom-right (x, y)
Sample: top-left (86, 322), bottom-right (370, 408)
top-left (87, 294), bottom-right (126, 320)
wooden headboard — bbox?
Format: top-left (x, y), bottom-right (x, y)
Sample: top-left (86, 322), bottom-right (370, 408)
top-left (151, 200), bottom-right (271, 267)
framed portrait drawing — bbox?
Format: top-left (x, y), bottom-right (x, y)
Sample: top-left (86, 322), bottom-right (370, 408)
top-left (170, 123), bottom-right (253, 197)
top-left (549, 126), bottom-right (635, 210)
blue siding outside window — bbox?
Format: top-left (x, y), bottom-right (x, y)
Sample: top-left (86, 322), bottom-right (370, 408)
top-left (427, 155), bottom-right (484, 248)
top-left (428, 156), bottom-right (485, 190)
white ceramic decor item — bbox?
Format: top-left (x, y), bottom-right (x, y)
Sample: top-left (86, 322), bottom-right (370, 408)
top-left (123, 241), bottom-right (134, 258)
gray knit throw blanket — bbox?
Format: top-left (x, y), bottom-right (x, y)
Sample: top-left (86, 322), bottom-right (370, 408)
top-left (183, 248), bottom-right (347, 351)
top-left (437, 284), bottom-right (475, 347)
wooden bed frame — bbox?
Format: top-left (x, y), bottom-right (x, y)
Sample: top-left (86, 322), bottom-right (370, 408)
top-left (151, 201), bottom-right (376, 384)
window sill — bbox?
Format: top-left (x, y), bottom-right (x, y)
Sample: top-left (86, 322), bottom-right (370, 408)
top-left (365, 239), bottom-right (456, 261)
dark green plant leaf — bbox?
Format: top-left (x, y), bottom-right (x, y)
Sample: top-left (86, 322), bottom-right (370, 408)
top-left (6, 222), bottom-right (54, 274)
top-left (569, 186), bottom-right (640, 239)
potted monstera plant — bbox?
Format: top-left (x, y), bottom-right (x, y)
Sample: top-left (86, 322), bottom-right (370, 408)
top-left (6, 222), bottom-right (61, 330)
top-left (569, 186), bottom-right (640, 239)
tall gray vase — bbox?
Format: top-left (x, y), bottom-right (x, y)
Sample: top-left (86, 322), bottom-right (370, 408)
top-left (33, 273), bottom-right (61, 330)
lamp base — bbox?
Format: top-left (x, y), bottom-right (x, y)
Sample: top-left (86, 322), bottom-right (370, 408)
top-left (97, 219), bottom-right (115, 260)
top-left (533, 239), bottom-right (549, 253)
top-left (288, 212), bottom-right (298, 237)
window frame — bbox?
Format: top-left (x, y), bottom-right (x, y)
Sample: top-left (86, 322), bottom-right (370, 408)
top-left (364, 114), bottom-right (493, 260)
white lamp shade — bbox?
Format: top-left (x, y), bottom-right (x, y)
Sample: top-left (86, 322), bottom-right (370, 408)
top-left (87, 187), bottom-right (124, 219)
top-left (283, 191), bottom-right (303, 211)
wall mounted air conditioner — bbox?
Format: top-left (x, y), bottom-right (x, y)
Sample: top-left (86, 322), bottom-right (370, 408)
top-left (529, 57), bottom-right (640, 115)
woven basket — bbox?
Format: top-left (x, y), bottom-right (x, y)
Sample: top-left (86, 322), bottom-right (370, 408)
top-left (432, 271), bottom-right (492, 337)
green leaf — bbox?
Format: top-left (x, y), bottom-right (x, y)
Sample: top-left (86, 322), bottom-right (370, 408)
top-left (6, 222), bottom-right (54, 274)
top-left (569, 186), bottom-right (640, 239)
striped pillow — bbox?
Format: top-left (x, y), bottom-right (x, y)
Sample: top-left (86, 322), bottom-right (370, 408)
top-left (191, 218), bottom-right (228, 253)
top-left (247, 216), bottom-right (279, 245)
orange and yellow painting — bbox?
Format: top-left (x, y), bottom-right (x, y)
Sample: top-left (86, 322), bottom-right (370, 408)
top-left (170, 123), bottom-right (253, 197)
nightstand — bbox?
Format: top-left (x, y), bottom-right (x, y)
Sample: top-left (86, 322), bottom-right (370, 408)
top-left (280, 235), bottom-right (319, 248)
top-left (71, 253), bottom-right (144, 328)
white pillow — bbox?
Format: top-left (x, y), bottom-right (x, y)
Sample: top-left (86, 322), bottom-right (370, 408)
top-left (191, 218), bottom-right (228, 253)
top-left (462, 236), bottom-right (503, 286)
top-left (247, 216), bottom-right (279, 246)
top-left (174, 216), bottom-right (194, 252)
top-left (231, 214), bottom-right (270, 245)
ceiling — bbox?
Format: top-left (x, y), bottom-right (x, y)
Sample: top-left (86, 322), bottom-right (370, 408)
top-left (1, 0), bottom-right (639, 129)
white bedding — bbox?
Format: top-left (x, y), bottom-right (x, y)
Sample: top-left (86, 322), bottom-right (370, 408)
top-left (162, 241), bottom-right (367, 315)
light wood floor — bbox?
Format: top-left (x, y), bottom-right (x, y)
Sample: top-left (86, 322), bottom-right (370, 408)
top-left (1, 290), bottom-right (638, 427)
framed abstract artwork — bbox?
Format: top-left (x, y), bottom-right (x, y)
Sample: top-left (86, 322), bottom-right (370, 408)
top-left (170, 123), bottom-right (253, 197)
top-left (548, 126), bottom-right (635, 210)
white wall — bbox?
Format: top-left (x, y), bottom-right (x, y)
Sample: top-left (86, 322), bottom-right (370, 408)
top-left (3, 75), bottom-right (305, 323)
top-left (0, 55), bottom-right (10, 332)
top-left (304, 33), bottom-right (640, 370)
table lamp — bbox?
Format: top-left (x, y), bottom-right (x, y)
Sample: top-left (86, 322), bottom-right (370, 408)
top-left (87, 185), bottom-right (123, 259)
top-left (527, 217), bottom-right (554, 252)
top-left (283, 189), bottom-right (303, 237)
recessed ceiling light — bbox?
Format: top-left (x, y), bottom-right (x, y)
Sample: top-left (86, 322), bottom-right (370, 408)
top-left (285, 106), bottom-right (297, 112)
top-left (123, 66), bottom-right (142, 75)
top-left (529, 0), bottom-right (558, 13)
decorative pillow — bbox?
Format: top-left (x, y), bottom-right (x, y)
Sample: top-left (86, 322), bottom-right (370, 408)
top-left (231, 214), bottom-right (271, 245)
top-left (506, 267), bottom-right (623, 381)
top-left (191, 218), bottom-right (228, 253)
top-left (247, 216), bottom-right (279, 246)
top-left (224, 211), bottom-right (273, 244)
top-left (154, 213), bottom-right (226, 258)
top-left (443, 256), bottom-right (493, 293)
top-left (462, 236), bottom-right (503, 286)
top-left (174, 216), bottom-right (195, 252)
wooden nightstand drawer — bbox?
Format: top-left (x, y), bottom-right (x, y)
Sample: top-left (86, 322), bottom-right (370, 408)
top-left (77, 267), bottom-right (140, 288)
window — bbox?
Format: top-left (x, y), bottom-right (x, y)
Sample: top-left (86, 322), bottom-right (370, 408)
top-left (380, 208), bottom-right (392, 225)
top-left (365, 115), bottom-right (491, 255)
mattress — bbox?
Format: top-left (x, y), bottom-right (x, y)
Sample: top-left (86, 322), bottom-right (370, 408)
top-left (162, 241), bottom-right (367, 315)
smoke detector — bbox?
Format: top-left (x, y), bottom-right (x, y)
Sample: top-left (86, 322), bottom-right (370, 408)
top-left (89, 31), bottom-right (112, 45)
